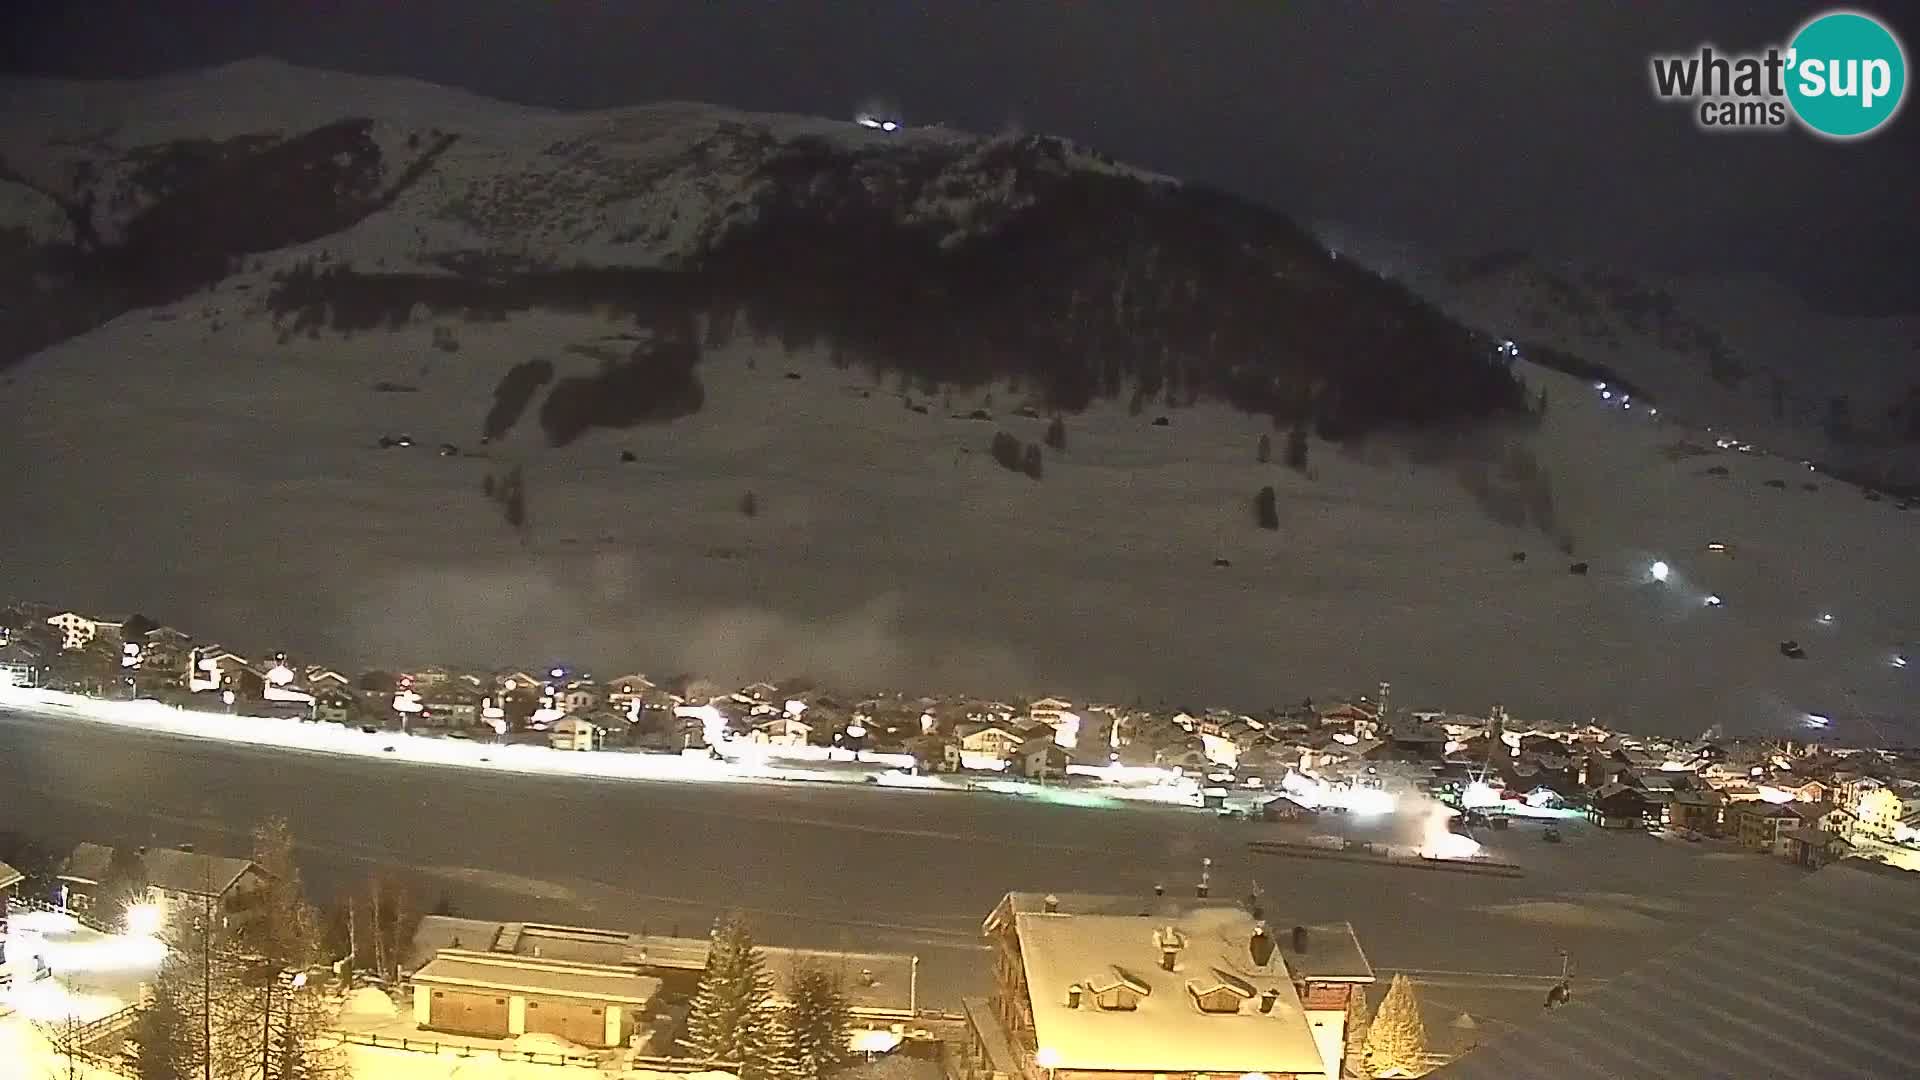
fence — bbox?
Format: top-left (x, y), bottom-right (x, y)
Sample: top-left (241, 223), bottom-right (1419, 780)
top-left (329, 1031), bottom-right (748, 1072)
top-left (5, 895), bottom-right (116, 935)
top-left (329, 1030), bottom-right (603, 1068)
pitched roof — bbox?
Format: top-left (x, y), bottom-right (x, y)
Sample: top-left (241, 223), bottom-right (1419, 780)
top-left (1014, 907), bottom-right (1326, 1074)
top-left (411, 949), bottom-right (660, 1005)
top-left (62, 842), bottom-right (261, 897)
top-left (0, 859), bottom-right (22, 892)
top-left (1431, 862), bottom-right (1920, 1080)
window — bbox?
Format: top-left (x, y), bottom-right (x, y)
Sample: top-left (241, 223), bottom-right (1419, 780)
top-left (1192, 987), bottom-right (1244, 1014)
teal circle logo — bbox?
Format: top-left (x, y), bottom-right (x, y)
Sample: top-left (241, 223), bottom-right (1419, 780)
top-left (1786, 10), bottom-right (1907, 138)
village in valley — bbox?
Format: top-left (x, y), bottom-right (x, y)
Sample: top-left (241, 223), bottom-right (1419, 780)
top-left (7, 601), bottom-right (1920, 865)
top-left (8, 598), bottom-right (1920, 1078)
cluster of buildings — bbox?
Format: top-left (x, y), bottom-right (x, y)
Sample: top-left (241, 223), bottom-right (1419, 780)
top-left (11, 827), bottom-right (1383, 1078)
top-left (10, 604), bottom-right (1920, 865)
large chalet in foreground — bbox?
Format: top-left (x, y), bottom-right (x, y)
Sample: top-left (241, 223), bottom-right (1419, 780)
top-left (961, 892), bottom-right (1374, 1080)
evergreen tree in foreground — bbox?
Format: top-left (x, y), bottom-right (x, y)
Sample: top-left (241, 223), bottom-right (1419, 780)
top-left (1341, 984), bottom-right (1372, 1079)
top-left (128, 975), bottom-right (192, 1080)
top-left (682, 912), bottom-right (775, 1066)
top-left (783, 965), bottom-right (855, 1080)
top-left (1362, 973), bottom-right (1429, 1077)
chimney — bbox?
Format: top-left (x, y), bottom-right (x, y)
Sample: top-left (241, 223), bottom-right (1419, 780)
top-left (1259, 988), bottom-right (1279, 1014)
top-left (1153, 883), bottom-right (1164, 897)
top-left (1292, 925), bottom-right (1309, 954)
top-left (1066, 984), bottom-right (1083, 1009)
top-left (1249, 921), bottom-right (1275, 967)
top-left (1043, 893), bottom-right (1060, 914)
top-left (1156, 925), bottom-right (1184, 972)
top-left (859, 968), bottom-right (876, 987)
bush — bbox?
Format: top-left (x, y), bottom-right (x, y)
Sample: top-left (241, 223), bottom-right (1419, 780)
top-left (1257, 433), bottom-right (1272, 463)
top-left (1023, 444), bottom-right (1044, 479)
top-left (1254, 485), bottom-right (1279, 529)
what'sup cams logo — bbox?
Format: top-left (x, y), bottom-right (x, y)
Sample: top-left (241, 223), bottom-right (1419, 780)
top-left (1650, 9), bottom-right (1907, 138)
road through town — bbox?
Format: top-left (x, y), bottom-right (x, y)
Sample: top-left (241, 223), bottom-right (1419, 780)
top-left (0, 704), bottom-right (1801, 1016)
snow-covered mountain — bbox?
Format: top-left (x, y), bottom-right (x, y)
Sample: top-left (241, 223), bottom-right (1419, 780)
top-left (1406, 249), bottom-right (1920, 495)
top-left (2, 61), bottom-right (1915, 738)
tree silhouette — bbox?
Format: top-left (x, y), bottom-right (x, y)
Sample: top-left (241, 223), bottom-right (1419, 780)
top-left (1254, 486), bottom-right (1279, 530)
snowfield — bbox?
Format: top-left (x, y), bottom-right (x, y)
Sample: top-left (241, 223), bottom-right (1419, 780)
top-left (0, 61), bottom-right (1914, 741)
top-left (2, 295), bottom-right (1913, 739)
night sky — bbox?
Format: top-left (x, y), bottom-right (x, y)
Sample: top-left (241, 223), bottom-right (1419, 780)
top-left (4, 1), bottom-right (1915, 313)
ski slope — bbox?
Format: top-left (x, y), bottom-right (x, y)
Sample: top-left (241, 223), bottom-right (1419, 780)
top-left (1, 284), bottom-right (1913, 739)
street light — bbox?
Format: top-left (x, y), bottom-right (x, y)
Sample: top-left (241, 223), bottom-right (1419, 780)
top-left (126, 903), bottom-right (164, 937)
top-left (1036, 1047), bottom-right (1060, 1080)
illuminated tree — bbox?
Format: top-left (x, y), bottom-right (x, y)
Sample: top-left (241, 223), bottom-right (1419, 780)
top-left (1342, 985), bottom-right (1372, 1078)
top-left (1362, 973), bottom-right (1429, 1077)
top-left (783, 965), bottom-right (855, 1080)
top-left (683, 912), bottom-right (774, 1067)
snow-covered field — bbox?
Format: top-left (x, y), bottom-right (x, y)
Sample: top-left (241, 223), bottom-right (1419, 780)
top-left (1, 61), bottom-right (1914, 741)
top-left (2, 292), bottom-right (1914, 738)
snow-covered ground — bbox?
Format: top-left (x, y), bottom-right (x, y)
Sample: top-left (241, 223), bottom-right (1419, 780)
top-left (1, 61), bottom-right (1914, 742)
top-left (0, 688), bottom-right (1202, 808)
top-left (2, 290), bottom-right (1915, 739)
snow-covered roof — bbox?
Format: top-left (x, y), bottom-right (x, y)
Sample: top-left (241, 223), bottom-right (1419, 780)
top-left (62, 842), bottom-right (261, 897)
top-left (1432, 861), bottom-right (1920, 1080)
top-left (411, 948), bottom-right (660, 1006)
top-left (1014, 907), bottom-right (1329, 1075)
top-left (0, 859), bottom-right (22, 891)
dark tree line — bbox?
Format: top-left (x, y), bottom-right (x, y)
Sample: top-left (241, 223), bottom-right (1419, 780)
top-left (264, 132), bottom-right (1532, 444)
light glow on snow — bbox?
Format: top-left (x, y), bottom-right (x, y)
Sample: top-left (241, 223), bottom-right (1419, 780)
top-left (1649, 560), bottom-right (1671, 583)
top-left (125, 903), bottom-right (164, 937)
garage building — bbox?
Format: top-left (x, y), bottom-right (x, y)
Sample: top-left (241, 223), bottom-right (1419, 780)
top-left (410, 948), bottom-right (660, 1048)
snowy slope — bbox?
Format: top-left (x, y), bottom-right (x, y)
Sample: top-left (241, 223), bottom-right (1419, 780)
top-left (3, 289), bottom-right (1914, 739)
top-left (1408, 251), bottom-right (1920, 493)
top-left (1, 62), bottom-right (1915, 739)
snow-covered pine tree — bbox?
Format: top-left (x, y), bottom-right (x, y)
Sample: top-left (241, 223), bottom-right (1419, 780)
top-left (753, 1001), bottom-right (807, 1080)
top-left (681, 912), bottom-right (775, 1066)
top-left (1341, 984), bottom-right (1372, 1079)
top-left (783, 965), bottom-right (855, 1080)
top-left (1361, 973), bottom-right (1429, 1077)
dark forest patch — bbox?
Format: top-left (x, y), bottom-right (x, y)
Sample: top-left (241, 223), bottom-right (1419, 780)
top-left (538, 340), bottom-right (704, 447)
top-left (482, 358), bottom-right (554, 441)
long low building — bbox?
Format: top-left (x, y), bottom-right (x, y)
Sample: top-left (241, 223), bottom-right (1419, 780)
top-left (410, 948), bottom-right (661, 1048)
top-left (409, 916), bottom-right (920, 1022)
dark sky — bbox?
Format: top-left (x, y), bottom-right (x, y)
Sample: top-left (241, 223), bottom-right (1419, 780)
top-left (4, 1), bottom-right (1915, 312)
